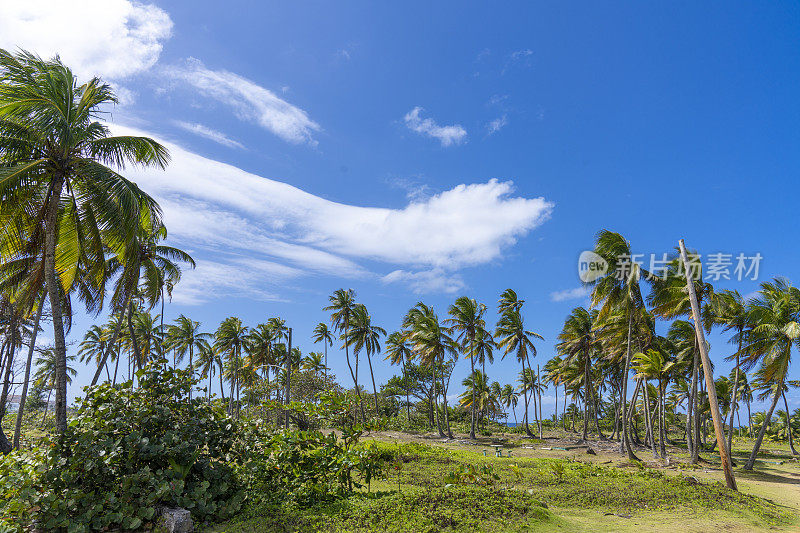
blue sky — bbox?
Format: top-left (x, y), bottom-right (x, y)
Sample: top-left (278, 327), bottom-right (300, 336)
top-left (3, 1), bottom-right (799, 413)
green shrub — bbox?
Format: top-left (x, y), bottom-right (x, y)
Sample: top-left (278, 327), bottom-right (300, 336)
top-left (0, 362), bottom-right (243, 532)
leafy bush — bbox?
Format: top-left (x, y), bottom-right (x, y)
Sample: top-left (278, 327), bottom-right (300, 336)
top-left (0, 362), bottom-right (243, 532)
top-left (234, 419), bottom-right (385, 508)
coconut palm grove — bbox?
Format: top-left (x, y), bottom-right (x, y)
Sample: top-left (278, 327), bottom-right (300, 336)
top-left (2, 2), bottom-right (800, 532)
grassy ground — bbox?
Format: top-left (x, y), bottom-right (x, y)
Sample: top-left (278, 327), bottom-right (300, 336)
top-left (212, 428), bottom-right (800, 533)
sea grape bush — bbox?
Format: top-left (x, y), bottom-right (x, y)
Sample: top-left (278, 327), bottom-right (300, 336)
top-left (0, 362), bottom-right (243, 532)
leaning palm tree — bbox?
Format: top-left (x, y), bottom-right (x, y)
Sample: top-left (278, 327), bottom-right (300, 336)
top-left (78, 325), bottom-right (113, 381)
top-left (312, 322), bottom-right (334, 381)
top-left (324, 289), bottom-right (364, 420)
top-left (742, 278), bottom-right (800, 470)
top-left (385, 331), bottom-right (414, 420)
top-left (445, 296), bottom-right (491, 439)
top-left (166, 315), bottom-right (210, 399)
top-left (0, 50), bottom-right (169, 433)
top-left (496, 299), bottom-right (543, 438)
top-left (347, 303), bottom-right (386, 416)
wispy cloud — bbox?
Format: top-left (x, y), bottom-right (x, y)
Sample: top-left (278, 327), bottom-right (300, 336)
top-left (486, 115), bottom-right (508, 135)
top-left (550, 286), bottom-right (589, 302)
top-left (403, 107), bottom-right (467, 147)
top-left (382, 268), bottom-right (465, 294)
top-left (0, 0), bottom-right (173, 80)
top-left (173, 121), bottom-right (244, 149)
top-left (115, 124), bottom-right (553, 299)
top-left (163, 58), bottom-right (321, 145)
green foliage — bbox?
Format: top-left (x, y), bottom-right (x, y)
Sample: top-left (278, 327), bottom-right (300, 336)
top-left (443, 464), bottom-right (500, 486)
top-left (234, 419), bottom-right (385, 508)
top-left (0, 362), bottom-right (243, 532)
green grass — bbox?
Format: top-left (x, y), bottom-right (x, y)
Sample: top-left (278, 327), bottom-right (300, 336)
top-left (211, 440), bottom-right (793, 532)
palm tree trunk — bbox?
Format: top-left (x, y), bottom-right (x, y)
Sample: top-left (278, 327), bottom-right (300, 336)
top-left (469, 336), bottom-right (476, 439)
top-left (432, 361), bottom-right (445, 437)
top-left (44, 173), bottom-right (68, 434)
top-left (127, 300), bottom-right (142, 377)
top-left (621, 312), bottom-right (638, 460)
top-left (42, 388), bottom-right (52, 426)
top-left (554, 384), bottom-right (558, 427)
top-left (744, 384), bottom-right (783, 470)
top-left (727, 343), bottom-right (741, 458)
top-left (366, 352), bottom-right (379, 416)
top-left (91, 306), bottom-right (128, 386)
top-left (402, 358), bottom-right (411, 421)
top-left (538, 365), bottom-right (544, 439)
top-left (563, 384), bottom-right (568, 430)
top-left (690, 342), bottom-right (700, 463)
top-left (188, 344), bottom-right (194, 401)
top-left (582, 350), bottom-right (591, 441)
top-left (643, 381), bottom-right (658, 458)
top-left (520, 352), bottom-right (533, 437)
top-left (782, 392), bottom-right (798, 455)
top-left (13, 297), bottom-right (44, 450)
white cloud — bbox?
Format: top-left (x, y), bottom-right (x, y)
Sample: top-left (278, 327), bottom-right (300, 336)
top-left (0, 0), bottom-right (172, 80)
top-left (114, 124), bottom-right (552, 298)
top-left (487, 115), bottom-right (508, 135)
top-left (164, 59), bottom-right (321, 145)
top-left (403, 107), bottom-right (467, 147)
top-left (382, 269), bottom-right (465, 295)
top-left (173, 121), bottom-right (244, 149)
top-left (550, 286), bottom-right (589, 302)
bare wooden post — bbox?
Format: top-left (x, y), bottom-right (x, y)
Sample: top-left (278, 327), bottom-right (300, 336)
top-left (678, 239), bottom-right (738, 491)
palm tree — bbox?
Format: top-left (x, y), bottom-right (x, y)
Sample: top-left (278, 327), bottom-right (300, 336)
top-left (33, 347), bottom-right (76, 425)
top-left (215, 317), bottom-right (249, 418)
top-left (557, 307), bottom-right (598, 442)
top-left (633, 348), bottom-right (674, 458)
top-left (324, 289), bottom-right (364, 420)
top-left (458, 370), bottom-right (495, 423)
top-left (446, 296), bottom-right (490, 439)
top-left (0, 51), bottom-right (169, 433)
top-left (194, 338), bottom-right (219, 400)
top-left (742, 279), bottom-right (800, 470)
top-left (589, 230), bottom-right (650, 460)
top-left (385, 331), bottom-right (414, 420)
top-left (405, 302), bottom-right (457, 438)
top-left (78, 325), bottom-right (113, 382)
top-left (543, 356), bottom-right (564, 426)
top-left (501, 383), bottom-right (519, 426)
top-left (312, 322), bottom-right (334, 381)
top-left (94, 221), bottom-right (194, 386)
top-left (247, 323), bottom-right (278, 399)
top-left (347, 303), bottom-right (386, 416)
top-left (302, 352), bottom-right (326, 374)
top-left (473, 329), bottom-right (496, 426)
top-left (711, 290), bottom-right (751, 458)
top-left (496, 296), bottom-right (543, 438)
top-left (166, 315), bottom-right (210, 399)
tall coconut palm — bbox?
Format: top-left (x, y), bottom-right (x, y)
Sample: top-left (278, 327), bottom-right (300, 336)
top-left (742, 279), bottom-right (800, 470)
top-left (247, 323), bottom-right (278, 399)
top-left (711, 289), bottom-right (752, 458)
top-left (33, 347), bottom-right (76, 425)
top-left (632, 348), bottom-right (674, 458)
top-left (543, 356), bottom-right (564, 426)
top-left (385, 331), bottom-right (413, 420)
top-left (347, 303), bottom-right (386, 416)
top-left (166, 315), bottom-right (210, 399)
top-left (405, 302), bottom-right (457, 438)
top-left (312, 322), bottom-right (334, 381)
top-left (194, 338), bottom-right (219, 400)
top-left (215, 317), bottom-right (248, 418)
top-left (445, 296), bottom-right (490, 439)
top-left (0, 50), bottom-right (169, 433)
top-left (496, 301), bottom-right (543, 438)
top-left (501, 383), bottom-right (519, 426)
top-left (324, 289), bottom-right (364, 420)
top-left (557, 307), bottom-right (598, 442)
top-left (589, 230), bottom-right (650, 460)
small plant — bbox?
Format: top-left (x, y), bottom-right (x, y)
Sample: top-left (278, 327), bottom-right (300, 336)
top-left (444, 464), bottom-right (500, 486)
